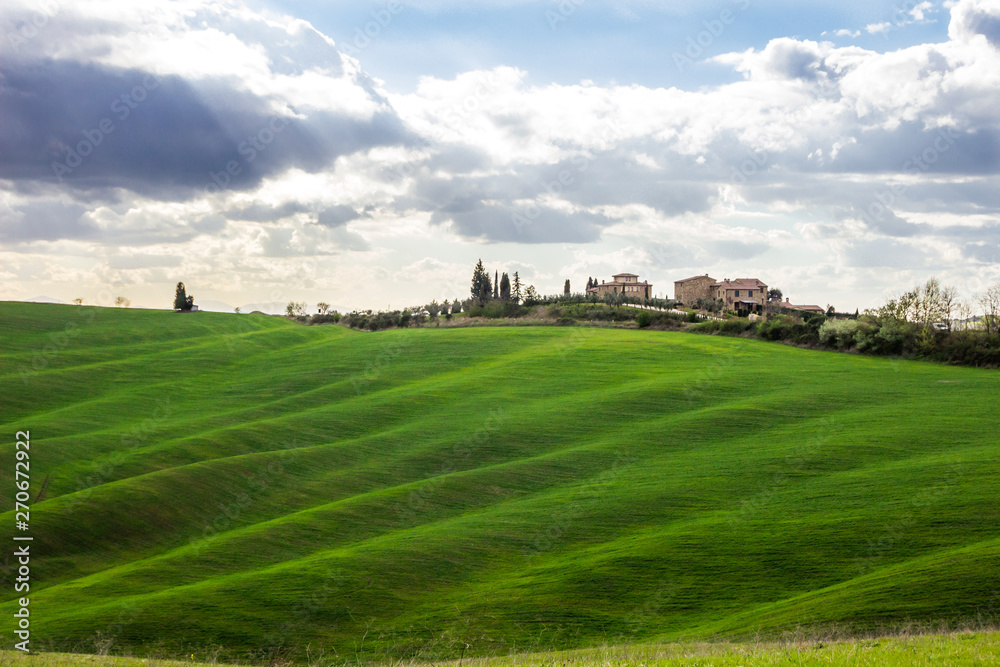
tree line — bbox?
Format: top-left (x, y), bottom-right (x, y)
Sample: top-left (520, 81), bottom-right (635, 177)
top-left (471, 259), bottom-right (540, 306)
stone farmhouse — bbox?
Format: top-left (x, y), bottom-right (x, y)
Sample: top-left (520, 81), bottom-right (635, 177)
top-left (587, 273), bottom-right (653, 299)
top-left (673, 274), bottom-right (716, 305)
top-left (713, 278), bottom-right (768, 312)
top-left (674, 275), bottom-right (768, 313)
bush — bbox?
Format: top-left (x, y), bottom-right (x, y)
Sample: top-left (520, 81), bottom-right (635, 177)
top-left (468, 301), bottom-right (525, 319)
top-left (853, 317), bottom-right (919, 356)
top-left (756, 315), bottom-right (796, 341)
top-left (691, 318), bottom-right (755, 336)
top-left (340, 310), bottom-right (412, 331)
top-left (818, 318), bottom-right (860, 349)
top-left (933, 331), bottom-right (1000, 367)
top-left (309, 312), bottom-right (342, 325)
top-left (549, 303), bottom-right (633, 322)
top-left (636, 311), bottom-right (653, 328)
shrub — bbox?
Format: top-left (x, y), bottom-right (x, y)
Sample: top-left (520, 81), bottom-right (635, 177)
top-left (692, 318), bottom-right (755, 336)
top-left (853, 317), bottom-right (919, 356)
top-left (934, 332), bottom-right (1000, 367)
top-left (636, 311), bottom-right (653, 328)
top-left (757, 315), bottom-right (797, 341)
top-left (468, 301), bottom-right (525, 319)
top-left (309, 313), bottom-right (342, 325)
top-left (818, 319), bottom-right (860, 349)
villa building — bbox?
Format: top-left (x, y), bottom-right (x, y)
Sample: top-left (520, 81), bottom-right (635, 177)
top-left (587, 273), bottom-right (653, 299)
top-left (712, 278), bottom-right (768, 312)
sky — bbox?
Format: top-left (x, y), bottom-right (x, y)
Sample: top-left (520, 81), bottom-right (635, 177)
top-left (2, 0), bottom-right (1000, 313)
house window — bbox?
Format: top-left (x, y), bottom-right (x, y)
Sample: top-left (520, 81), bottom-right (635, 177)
top-left (734, 290), bottom-right (740, 297)
top-left (748, 290), bottom-right (753, 297)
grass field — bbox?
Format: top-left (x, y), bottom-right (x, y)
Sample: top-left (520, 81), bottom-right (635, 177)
top-left (3, 631), bottom-right (1000, 666)
top-left (1, 302), bottom-right (999, 662)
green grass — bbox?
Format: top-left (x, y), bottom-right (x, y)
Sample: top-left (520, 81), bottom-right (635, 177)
top-left (1, 302), bottom-right (999, 661)
top-left (3, 631), bottom-right (1000, 666)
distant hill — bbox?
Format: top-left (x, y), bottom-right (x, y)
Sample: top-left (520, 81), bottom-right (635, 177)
top-left (193, 299), bottom-right (238, 313)
top-left (24, 295), bottom-right (67, 304)
top-left (1, 301), bottom-right (997, 662)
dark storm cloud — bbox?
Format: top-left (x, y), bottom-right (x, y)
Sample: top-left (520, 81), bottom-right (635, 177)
top-left (0, 59), bottom-right (408, 201)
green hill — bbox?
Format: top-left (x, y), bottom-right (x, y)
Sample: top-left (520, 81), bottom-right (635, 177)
top-left (1, 302), bottom-right (998, 661)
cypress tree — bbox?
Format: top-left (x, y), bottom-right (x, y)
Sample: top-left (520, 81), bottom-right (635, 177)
top-left (500, 273), bottom-right (511, 301)
top-left (471, 259), bottom-right (492, 305)
top-left (174, 282), bottom-right (191, 311)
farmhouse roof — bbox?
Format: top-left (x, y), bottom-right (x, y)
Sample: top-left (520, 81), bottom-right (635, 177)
top-left (588, 280), bottom-right (650, 288)
top-left (712, 278), bottom-right (768, 289)
top-left (779, 300), bottom-right (825, 312)
top-left (675, 274), bottom-right (715, 283)
top-left (613, 272), bottom-right (639, 278)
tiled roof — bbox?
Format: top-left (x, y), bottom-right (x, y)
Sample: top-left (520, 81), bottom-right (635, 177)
top-left (780, 301), bottom-right (824, 312)
top-left (589, 280), bottom-right (651, 288)
top-left (675, 274), bottom-right (715, 283)
top-left (712, 278), bottom-right (767, 289)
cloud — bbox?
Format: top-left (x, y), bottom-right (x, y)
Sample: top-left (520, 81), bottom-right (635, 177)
top-left (0, 59), bottom-right (408, 200)
top-left (949, 0), bottom-right (1000, 47)
top-left (106, 253), bottom-right (184, 270)
top-left (0, 200), bottom-right (95, 242)
top-left (317, 205), bottom-right (363, 227)
top-left (866, 22), bottom-right (893, 34)
top-left (225, 201), bottom-right (310, 222)
top-left (710, 240), bottom-right (771, 260)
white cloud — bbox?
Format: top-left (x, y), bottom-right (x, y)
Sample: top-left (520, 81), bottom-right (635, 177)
top-left (867, 22), bottom-right (893, 34)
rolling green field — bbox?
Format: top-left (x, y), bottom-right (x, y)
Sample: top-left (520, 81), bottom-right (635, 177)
top-left (1, 302), bottom-right (999, 662)
top-left (4, 630), bottom-right (1000, 666)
